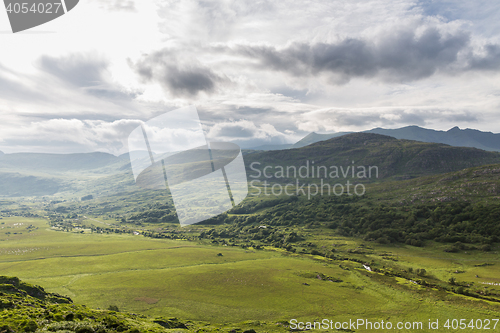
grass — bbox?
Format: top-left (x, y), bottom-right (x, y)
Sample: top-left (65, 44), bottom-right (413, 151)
top-left (0, 217), bottom-right (499, 331)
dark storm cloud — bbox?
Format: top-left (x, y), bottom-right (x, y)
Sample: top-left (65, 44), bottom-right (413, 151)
top-left (225, 27), bottom-right (500, 83)
top-left (38, 54), bottom-right (108, 88)
top-left (131, 50), bottom-right (230, 97)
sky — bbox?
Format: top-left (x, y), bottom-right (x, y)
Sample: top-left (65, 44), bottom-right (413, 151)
top-left (0, 0), bottom-right (499, 154)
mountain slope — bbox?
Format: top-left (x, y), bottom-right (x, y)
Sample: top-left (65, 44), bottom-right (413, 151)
top-left (291, 131), bottom-right (352, 148)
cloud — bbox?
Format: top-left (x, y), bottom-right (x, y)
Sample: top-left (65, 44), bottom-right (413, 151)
top-left (33, 53), bottom-right (143, 110)
top-left (38, 53), bottom-right (109, 88)
top-left (131, 50), bottom-right (231, 97)
top-left (0, 63), bottom-right (51, 104)
top-left (417, 0), bottom-right (500, 37)
top-left (222, 25), bottom-right (496, 83)
top-left (295, 107), bottom-right (480, 132)
top-left (0, 118), bottom-right (143, 154)
top-left (205, 120), bottom-right (289, 147)
top-left (467, 43), bottom-right (500, 70)
top-left (2, 0), bottom-right (500, 155)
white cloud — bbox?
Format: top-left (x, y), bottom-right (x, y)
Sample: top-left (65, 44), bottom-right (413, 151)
top-left (0, 118), bottom-right (143, 154)
top-left (0, 0), bottom-right (500, 153)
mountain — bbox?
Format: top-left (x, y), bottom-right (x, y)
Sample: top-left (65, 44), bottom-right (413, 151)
top-left (2, 132), bottom-right (500, 198)
top-left (366, 126), bottom-right (500, 152)
top-left (292, 126), bottom-right (500, 151)
top-left (0, 152), bottom-right (121, 172)
top-left (244, 133), bottom-right (500, 181)
top-left (291, 131), bottom-right (352, 148)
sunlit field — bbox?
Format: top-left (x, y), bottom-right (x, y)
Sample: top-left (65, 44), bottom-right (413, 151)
top-left (1, 217), bottom-right (499, 330)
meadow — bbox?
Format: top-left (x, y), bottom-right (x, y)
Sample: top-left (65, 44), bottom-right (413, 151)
top-left (1, 216), bottom-right (499, 332)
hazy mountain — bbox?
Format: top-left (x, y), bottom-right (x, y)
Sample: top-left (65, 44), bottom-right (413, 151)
top-left (245, 133), bottom-right (500, 181)
top-left (0, 152), bottom-right (121, 172)
top-left (0, 172), bottom-right (62, 196)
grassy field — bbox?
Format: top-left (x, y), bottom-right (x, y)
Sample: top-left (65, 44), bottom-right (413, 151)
top-left (1, 216), bottom-right (499, 332)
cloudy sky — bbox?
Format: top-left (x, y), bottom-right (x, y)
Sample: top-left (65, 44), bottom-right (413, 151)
top-left (0, 0), bottom-right (499, 154)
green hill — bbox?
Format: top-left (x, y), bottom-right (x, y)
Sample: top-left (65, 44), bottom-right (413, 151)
top-left (195, 162), bottom-right (500, 247)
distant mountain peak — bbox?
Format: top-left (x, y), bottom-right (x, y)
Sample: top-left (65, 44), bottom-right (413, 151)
top-left (448, 126), bottom-right (461, 132)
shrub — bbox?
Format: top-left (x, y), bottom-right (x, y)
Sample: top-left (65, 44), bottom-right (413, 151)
top-left (108, 305), bottom-right (119, 312)
top-left (21, 320), bottom-right (38, 332)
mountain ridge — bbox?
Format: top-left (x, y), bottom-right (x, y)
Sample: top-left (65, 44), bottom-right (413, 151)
top-left (366, 125), bottom-right (500, 152)
top-left (291, 125), bottom-right (500, 152)
top-left (245, 132), bottom-right (500, 181)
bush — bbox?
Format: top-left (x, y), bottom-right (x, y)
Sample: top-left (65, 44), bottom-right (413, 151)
top-left (480, 244), bottom-right (492, 252)
top-left (416, 268), bottom-right (426, 276)
top-left (108, 305), bottom-right (119, 312)
top-left (310, 249), bottom-right (321, 256)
